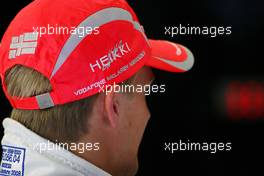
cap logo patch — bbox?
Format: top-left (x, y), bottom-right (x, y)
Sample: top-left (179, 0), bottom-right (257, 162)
top-left (90, 40), bottom-right (131, 73)
top-left (9, 32), bottom-right (38, 59)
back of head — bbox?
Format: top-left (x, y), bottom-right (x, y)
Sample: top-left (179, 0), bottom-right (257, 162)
top-left (5, 65), bottom-right (98, 144)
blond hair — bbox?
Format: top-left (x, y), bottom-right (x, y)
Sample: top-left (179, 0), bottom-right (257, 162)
top-left (5, 65), bottom-right (98, 144)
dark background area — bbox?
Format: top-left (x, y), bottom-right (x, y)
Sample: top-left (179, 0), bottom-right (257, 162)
top-left (1, 0), bottom-right (264, 175)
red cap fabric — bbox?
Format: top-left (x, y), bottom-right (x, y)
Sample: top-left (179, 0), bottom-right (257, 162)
top-left (0, 0), bottom-right (194, 110)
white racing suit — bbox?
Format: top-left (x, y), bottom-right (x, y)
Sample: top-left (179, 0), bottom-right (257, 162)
top-left (0, 118), bottom-right (111, 176)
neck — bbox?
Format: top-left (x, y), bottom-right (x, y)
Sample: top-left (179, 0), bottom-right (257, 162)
top-left (71, 137), bottom-right (119, 175)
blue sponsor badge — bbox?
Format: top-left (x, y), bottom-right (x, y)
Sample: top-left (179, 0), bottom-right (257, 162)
top-left (0, 145), bottom-right (25, 176)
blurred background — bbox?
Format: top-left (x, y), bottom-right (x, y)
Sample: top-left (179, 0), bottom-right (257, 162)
top-left (1, 0), bottom-right (264, 175)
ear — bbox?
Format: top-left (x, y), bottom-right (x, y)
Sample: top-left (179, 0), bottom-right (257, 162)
top-left (104, 90), bottom-right (119, 128)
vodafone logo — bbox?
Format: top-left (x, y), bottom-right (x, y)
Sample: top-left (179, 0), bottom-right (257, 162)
top-left (89, 40), bottom-right (131, 72)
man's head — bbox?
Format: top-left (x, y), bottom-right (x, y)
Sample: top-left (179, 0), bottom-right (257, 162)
top-left (5, 64), bottom-right (154, 175)
top-left (0, 0), bottom-right (194, 175)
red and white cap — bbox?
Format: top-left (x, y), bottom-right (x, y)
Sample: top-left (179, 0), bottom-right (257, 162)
top-left (0, 0), bottom-right (194, 110)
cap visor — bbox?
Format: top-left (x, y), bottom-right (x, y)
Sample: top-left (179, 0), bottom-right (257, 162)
top-left (145, 40), bottom-right (194, 72)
